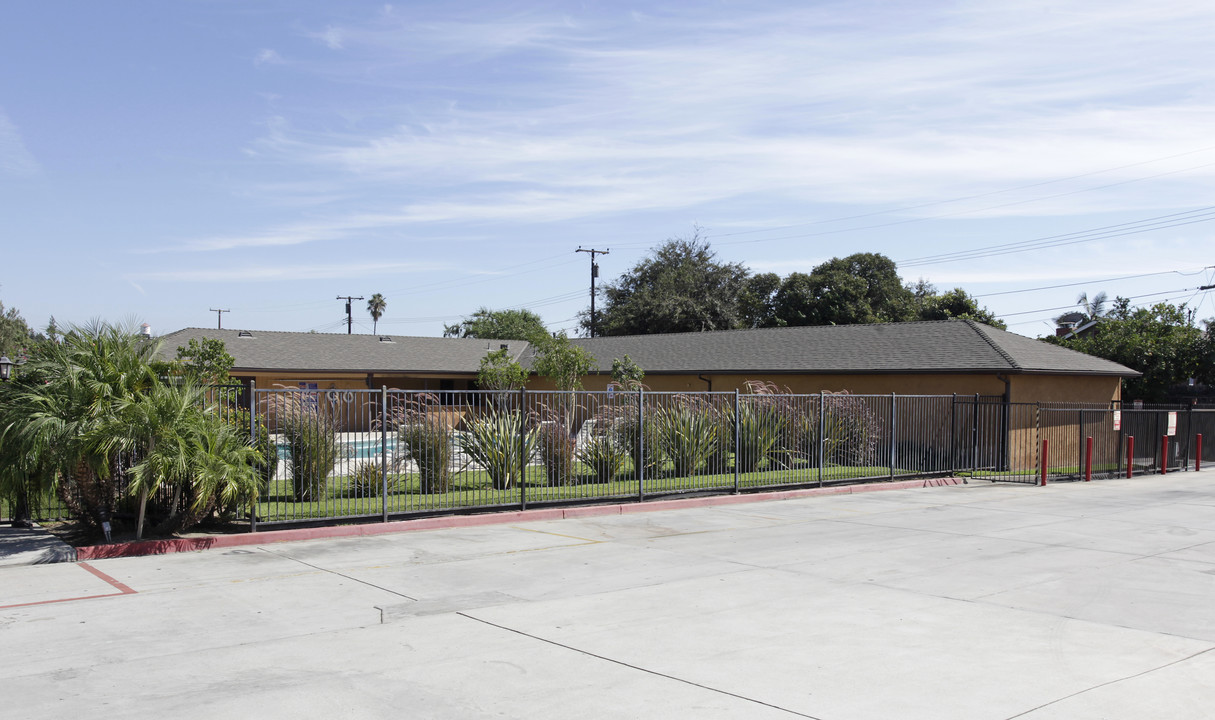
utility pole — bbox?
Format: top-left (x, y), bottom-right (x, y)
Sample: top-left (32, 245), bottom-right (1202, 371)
top-left (336, 295), bottom-right (364, 335)
top-left (210, 308), bottom-right (230, 329)
top-left (576, 247), bottom-right (609, 337)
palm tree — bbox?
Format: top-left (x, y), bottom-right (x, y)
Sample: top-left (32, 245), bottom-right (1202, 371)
top-left (0, 322), bottom-right (261, 538)
top-left (1054, 291), bottom-right (1109, 333)
top-left (1076, 291), bottom-right (1108, 323)
top-left (367, 293), bottom-right (387, 334)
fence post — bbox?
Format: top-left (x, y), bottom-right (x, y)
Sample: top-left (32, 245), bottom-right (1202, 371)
top-left (1085, 436), bottom-right (1093, 482)
top-left (1114, 404), bottom-right (1123, 479)
top-left (733, 389), bottom-right (741, 494)
top-left (817, 392), bottom-right (825, 488)
top-left (381, 385), bottom-right (388, 523)
top-left (1078, 409), bottom-right (1085, 481)
top-left (250, 379), bottom-right (258, 533)
top-left (1040, 439), bottom-right (1048, 486)
top-left (1161, 435), bottom-right (1169, 475)
top-left (638, 388), bottom-right (645, 502)
top-left (1185, 405), bottom-right (1193, 471)
top-left (972, 394), bottom-right (980, 471)
top-left (949, 394), bottom-right (956, 476)
top-left (519, 388), bottom-right (527, 510)
top-left (889, 392), bottom-right (896, 481)
top-left (1197, 434), bottom-right (1203, 472)
top-left (1126, 435), bottom-right (1134, 478)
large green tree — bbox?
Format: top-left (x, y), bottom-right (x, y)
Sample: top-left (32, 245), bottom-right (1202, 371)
top-left (0, 300), bottom-right (41, 359)
top-left (445, 307), bottom-right (548, 343)
top-left (1046, 298), bottom-right (1205, 402)
top-left (910, 282), bottom-right (1006, 329)
top-left (772, 253), bottom-right (914, 327)
top-left (588, 234), bottom-right (750, 335)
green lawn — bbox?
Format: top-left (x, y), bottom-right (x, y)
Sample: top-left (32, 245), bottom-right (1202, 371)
top-left (251, 462), bottom-right (910, 523)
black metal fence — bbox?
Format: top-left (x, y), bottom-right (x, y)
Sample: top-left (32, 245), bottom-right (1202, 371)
top-left (6, 387), bottom-right (1212, 527)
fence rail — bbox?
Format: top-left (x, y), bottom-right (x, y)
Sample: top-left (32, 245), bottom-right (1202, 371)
top-left (5, 388), bottom-right (1213, 528)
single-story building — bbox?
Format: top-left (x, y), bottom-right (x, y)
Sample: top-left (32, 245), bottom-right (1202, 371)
top-left (161, 319), bottom-right (1137, 406)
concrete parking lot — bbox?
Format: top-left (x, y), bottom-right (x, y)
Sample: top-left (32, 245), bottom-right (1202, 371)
top-left (2, 472), bottom-right (1215, 719)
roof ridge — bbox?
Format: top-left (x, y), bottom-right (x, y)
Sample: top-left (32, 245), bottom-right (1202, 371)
top-left (963, 319), bottom-right (1021, 370)
top-left (163, 327), bottom-right (515, 342)
top-left (572, 319), bottom-right (966, 342)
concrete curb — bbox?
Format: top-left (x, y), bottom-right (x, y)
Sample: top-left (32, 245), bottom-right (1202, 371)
top-left (76, 476), bottom-right (965, 560)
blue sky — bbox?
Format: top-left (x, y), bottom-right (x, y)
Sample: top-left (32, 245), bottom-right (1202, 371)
top-left (2, 0), bottom-right (1213, 339)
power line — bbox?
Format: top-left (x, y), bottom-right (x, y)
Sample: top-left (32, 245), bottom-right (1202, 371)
top-left (971, 268), bottom-right (1209, 298)
top-left (899, 207), bottom-right (1215, 268)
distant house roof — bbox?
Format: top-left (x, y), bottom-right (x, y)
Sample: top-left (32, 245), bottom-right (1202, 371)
top-left (158, 328), bottom-right (530, 375)
top-left (557, 320), bottom-right (1137, 377)
top-left (160, 320), bottom-right (1138, 379)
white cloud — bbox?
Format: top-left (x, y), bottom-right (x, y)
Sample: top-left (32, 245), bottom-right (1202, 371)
top-left (0, 109), bottom-right (40, 176)
top-left (254, 48), bottom-right (285, 65)
top-left (137, 260), bottom-right (450, 283)
top-left (199, 0), bottom-right (1215, 256)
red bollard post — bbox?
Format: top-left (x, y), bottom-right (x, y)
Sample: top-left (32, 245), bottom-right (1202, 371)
top-left (1126, 436), bottom-right (1134, 478)
top-left (1161, 435), bottom-right (1169, 475)
top-left (1041, 439), bottom-right (1049, 486)
top-left (1085, 436), bottom-right (1093, 482)
top-left (1196, 434), bottom-right (1202, 472)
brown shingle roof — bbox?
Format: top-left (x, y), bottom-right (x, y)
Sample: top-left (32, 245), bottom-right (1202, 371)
top-left (159, 320), bottom-right (1138, 378)
top-left (158, 328), bottom-right (529, 374)
top-left (557, 320), bottom-right (1138, 376)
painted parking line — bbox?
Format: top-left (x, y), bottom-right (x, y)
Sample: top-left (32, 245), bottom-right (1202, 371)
top-left (0, 562), bottom-right (137, 610)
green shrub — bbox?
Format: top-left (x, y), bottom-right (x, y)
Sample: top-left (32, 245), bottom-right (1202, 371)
top-left (615, 409), bottom-right (664, 478)
top-left (536, 421), bottom-right (576, 486)
top-left (735, 385), bottom-right (788, 472)
top-left (271, 392), bottom-right (340, 502)
top-left (458, 407), bottom-right (537, 490)
top-left (579, 435), bottom-right (629, 483)
top-left (655, 397), bottom-right (719, 477)
top-left (348, 461), bottom-right (395, 496)
top-left (821, 391), bottom-right (879, 466)
top-left (399, 415), bottom-right (453, 494)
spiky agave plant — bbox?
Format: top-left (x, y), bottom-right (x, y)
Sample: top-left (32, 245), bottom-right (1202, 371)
top-left (654, 396), bottom-right (719, 478)
top-left (578, 435), bottom-right (629, 483)
top-left (458, 406), bottom-right (537, 490)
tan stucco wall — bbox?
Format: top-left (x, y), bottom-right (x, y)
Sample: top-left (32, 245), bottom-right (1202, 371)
top-left (1008, 374), bottom-right (1122, 405)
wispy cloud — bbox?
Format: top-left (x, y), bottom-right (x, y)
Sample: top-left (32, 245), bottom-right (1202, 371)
top-left (0, 108), bottom-right (40, 176)
top-left (254, 48), bottom-right (285, 65)
top-left (191, 0), bottom-right (1215, 254)
top-left (136, 260), bottom-right (451, 283)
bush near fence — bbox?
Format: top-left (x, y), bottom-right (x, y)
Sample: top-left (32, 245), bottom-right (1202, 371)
top-left (6, 388), bottom-right (1212, 529)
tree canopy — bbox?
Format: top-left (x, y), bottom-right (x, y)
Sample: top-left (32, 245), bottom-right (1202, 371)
top-left (772, 253), bottom-right (913, 327)
top-left (586, 234), bottom-right (750, 336)
top-left (586, 241), bottom-right (1003, 335)
top-left (0, 300), bottom-right (43, 359)
top-left (1045, 298), bottom-right (1208, 402)
top-left (173, 337), bottom-right (234, 385)
top-left (909, 282), bottom-right (1006, 329)
top-left (445, 307), bottom-right (548, 343)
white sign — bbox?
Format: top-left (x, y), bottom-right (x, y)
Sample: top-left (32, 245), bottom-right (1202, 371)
top-left (1167, 412), bottom-right (1178, 437)
top-left (1112, 410), bottom-right (1121, 431)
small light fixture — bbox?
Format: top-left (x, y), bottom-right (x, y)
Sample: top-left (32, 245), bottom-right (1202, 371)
top-left (0, 355), bottom-right (11, 381)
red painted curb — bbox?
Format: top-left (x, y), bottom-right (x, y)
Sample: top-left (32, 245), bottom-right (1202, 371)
top-left (76, 476), bottom-right (966, 560)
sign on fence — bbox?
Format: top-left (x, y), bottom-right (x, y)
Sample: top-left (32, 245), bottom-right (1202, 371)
top-left (1113, 410), bottom-right (1121, 431)
top-left (1167, 412), bottom-right (1177, 436)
